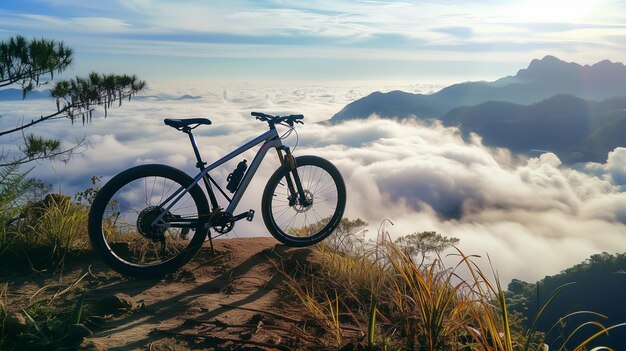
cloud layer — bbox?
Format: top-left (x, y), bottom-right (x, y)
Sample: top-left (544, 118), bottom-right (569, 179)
top-left (308, 118), bottom-right (626, 282)
top-left (1, 84), bottom-right (625, 283)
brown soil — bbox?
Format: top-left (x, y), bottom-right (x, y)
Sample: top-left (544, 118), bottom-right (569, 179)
top-left (2, 237), bottom-right (328, 351)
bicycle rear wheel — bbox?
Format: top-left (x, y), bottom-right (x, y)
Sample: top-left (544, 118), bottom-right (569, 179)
top-left (88, 164), bottom-right (210, 278)
top-left (262, 155), bottom-right (346, 247)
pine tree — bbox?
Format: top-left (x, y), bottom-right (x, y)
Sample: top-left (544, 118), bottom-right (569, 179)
top-left (0, 35), bottom-right (146, 166)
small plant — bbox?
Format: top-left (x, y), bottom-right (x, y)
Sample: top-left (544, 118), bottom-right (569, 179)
top-left (14, 292), bottom-right (91, 350)
top-left (73, 176), bottom-right (101, 205)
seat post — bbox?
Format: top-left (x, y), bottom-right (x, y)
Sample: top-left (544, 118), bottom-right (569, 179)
top-left (184, 128), bottom-right (220, 213)
top-left (184, 128), bottom-right (206, 169)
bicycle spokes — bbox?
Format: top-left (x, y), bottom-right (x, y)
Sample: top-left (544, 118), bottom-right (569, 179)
top-left (265, 160), bottom-right (342, 240)
top-left (99, 173), bottom-right (204, 267)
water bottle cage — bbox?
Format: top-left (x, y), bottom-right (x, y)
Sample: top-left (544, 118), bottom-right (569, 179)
top-left (226, 160), bottom-right (247, 193)
top-left (226, 172), bottom-right (241, 193)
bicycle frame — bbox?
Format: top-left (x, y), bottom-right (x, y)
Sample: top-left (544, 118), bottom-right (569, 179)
top-left (153, 126), bottom-right (286, 228)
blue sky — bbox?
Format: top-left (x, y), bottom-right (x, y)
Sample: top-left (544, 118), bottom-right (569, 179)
top-left (1, 0), bottom-right (626, 85)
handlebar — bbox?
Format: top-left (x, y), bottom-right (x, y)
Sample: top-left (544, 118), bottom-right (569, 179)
top-left (251, 112), bottom-right (304, 127)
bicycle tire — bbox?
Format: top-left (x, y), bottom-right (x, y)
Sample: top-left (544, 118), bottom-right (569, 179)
top-left (88, 164), bottom-right (210, 278)
top-left (261, 155), bottom-right (346, 247)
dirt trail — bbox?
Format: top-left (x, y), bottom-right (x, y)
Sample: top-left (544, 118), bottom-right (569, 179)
top-left (5, 237), bottom-right (316, 350)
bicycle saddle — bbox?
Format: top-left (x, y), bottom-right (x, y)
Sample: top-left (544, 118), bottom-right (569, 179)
top-left (164, 118), bottom-right (212, 130)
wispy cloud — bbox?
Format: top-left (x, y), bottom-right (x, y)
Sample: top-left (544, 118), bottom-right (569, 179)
top-left (10, 14), bottom-right (133, 33)
top-left (2, 0), bottom-right (626, 82)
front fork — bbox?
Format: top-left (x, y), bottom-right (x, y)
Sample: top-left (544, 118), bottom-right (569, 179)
top-left (276, 146), bottom-right (310, 207)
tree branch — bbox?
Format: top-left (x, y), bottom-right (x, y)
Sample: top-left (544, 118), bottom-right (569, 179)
top-left (0, 66), bottom-right (74, 87)
top-left (0, 109), bottom-right (68, 137)
top-left (0, 136), bottom-right (87, 167)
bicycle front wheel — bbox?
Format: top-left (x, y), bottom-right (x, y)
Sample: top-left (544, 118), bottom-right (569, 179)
top-left (88, 164), bottom-right (210, 278)
top-left (262, 155), bottom-right (346, 247)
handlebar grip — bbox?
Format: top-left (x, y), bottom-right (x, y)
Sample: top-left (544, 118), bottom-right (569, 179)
top-left (252, 112), bottom-right (304, 125)
top-left (251, 111), bottom-right (268, 118)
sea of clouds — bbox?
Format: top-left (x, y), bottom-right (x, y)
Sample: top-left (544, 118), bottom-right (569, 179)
top-left (1, 83), bottom-right (625, 283)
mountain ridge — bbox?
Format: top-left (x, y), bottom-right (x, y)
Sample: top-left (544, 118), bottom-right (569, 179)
top-left (330, 55), bottom-right (626, 123)
top-left (329, 56), bottom-right (626, 163)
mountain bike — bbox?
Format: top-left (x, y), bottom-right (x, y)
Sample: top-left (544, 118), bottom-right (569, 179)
top-left (88, 112), bottom-right (346, 278)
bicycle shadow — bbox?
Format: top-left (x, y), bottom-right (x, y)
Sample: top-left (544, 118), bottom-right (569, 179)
top-left (88, 239), bottom-right (312, 350)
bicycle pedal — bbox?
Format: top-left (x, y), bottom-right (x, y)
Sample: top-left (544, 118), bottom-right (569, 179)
top-left (247, 209), bottom-right (255, 221)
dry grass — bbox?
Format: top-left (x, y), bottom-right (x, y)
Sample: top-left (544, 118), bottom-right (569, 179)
top-left (28, 195), bottom-right (90, 260)
top-left (2, 194), bottom-right (89, 257)
top-left (283, 223), bottom-right (626, 350)
top-left (0, 193), bottom-right (91, 273)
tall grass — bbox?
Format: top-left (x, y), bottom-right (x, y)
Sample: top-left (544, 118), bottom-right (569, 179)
top-left (287, 281), bottom-right (344, 346)
top-left (27, 195), bottom-right (89, 261)
top-left (1, 191), bottom-right (90, 269)
top-left (386, 245), bottom-right (469, 350)
top-left (284, 228), bottom-right (625, 350)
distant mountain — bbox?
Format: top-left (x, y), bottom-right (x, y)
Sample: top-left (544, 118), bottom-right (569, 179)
top-left (330, 56), bottom-right (626, 123)
top-left (177, 95), bottom-right (202, 100)
top-left (442, 95), bottom-right (626, 163)
top-left (134, 94), bottom-right (202, 101)
top-left (0, 88), bottom-right (203, 103)
top-left (0, 88), bottom-right (52, 101)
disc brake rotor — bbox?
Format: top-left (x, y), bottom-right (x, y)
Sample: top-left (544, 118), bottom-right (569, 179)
top-left (293, 190), bottom-right (314, 213)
